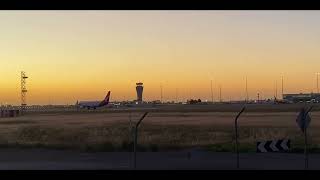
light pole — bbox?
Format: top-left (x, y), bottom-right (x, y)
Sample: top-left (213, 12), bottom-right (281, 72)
top-left (210, 80), bottom-right (214, 103)
top-left (160, 84), bottom-right (163, 103)
top-left (219, 85), bottom-right (222, 103)
top-left (316, 73), bottom-right (319, 94)
top-left (245, 77), bottom-right (248, 102)
top-left (281, 75), bottom-right (284, 99)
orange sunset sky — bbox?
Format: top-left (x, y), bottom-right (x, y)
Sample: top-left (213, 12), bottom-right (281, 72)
top-left (1, 11), bottom-right (320, 105)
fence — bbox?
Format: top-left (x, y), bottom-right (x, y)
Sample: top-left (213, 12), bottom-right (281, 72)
top-left (0, 109), bottom-right (20, 118)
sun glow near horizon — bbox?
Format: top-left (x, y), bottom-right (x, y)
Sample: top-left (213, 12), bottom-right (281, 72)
top-left (1, 11), bottom-right (320, 105)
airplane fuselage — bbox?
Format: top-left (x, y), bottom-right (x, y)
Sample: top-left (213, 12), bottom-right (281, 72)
top-left (78, 101), bottom-right (102, 109)
top-left (77, 91), bottom-right (111, 110)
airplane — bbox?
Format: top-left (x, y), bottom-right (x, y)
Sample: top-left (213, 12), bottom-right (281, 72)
top-left (273, 96), bottom-right (289, 104)
top-left (76, 91), bottom-right (111, 109)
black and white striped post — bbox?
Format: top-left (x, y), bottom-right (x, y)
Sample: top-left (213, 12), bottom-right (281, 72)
top-left (234, 106), bottom-right (245, 169)
top-left (132, 112), bottom-right (148, 170)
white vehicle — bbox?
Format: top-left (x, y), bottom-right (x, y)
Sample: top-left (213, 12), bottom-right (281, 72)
top-left (76, 91), bottom-right (111, 109)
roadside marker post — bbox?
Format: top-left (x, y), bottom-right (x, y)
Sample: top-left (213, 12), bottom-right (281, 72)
top-left (296, 106), bottom-right (313, 170)
top-left (132, 112), bottom-right (148, 170)
top-left (234, 106), bottom-right (245, 169)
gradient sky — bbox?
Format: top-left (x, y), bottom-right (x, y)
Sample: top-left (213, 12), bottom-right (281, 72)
top-left (1, 10), bottom-right (320, 105)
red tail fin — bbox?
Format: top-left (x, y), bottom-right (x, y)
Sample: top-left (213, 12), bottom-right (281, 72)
top-left (99, 91), bottom-right (110, 106)
top-left (104, 91), bottom-right (111, 103)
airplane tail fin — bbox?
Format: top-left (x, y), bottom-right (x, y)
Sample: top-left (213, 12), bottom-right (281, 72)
top-left (105, 91), bottom-right (111, 103)
top-left (99, 91), bottom-right (111, 106)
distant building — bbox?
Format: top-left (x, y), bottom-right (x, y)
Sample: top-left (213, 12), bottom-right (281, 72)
top-left (283, 93), bottom-right (320, 103)
top-left (151, 100), bottom-right (161, 104)
top-left (187, 99), bottom-right (202, 104)
top-left (136, 82), bottom-right (143, 103)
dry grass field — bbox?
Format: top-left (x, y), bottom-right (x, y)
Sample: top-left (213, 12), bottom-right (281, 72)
top-left (0, 104), bottom-right (319, 152)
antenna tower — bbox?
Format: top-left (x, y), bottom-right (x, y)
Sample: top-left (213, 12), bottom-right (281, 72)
top-left (21, 71), bottom-right (28, 113)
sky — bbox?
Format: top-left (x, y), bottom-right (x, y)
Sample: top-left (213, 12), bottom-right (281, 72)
top-left (1, 10), bottom-right (320, 105)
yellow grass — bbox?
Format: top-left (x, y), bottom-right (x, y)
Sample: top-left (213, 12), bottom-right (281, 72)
top-left (0, 107), bottom-right (319, 152)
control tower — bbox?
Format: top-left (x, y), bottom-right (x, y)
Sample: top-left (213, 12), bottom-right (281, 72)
top-left (136, 82), bottom-right (143, 103)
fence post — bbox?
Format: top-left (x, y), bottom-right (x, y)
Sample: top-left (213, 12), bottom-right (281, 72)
top-left (132, 112), bottom-right (148, 170)
top-left (304, 106), bottom-right (313, 170)
top-left (235, 106), bottom-right (245, 169)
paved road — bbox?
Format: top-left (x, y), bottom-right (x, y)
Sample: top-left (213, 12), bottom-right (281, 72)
top-left (0, 148), bottom-right (318, 170)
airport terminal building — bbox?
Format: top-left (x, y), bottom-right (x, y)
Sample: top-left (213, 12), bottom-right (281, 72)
top-left (283, 93), bottom-right (320, 103)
